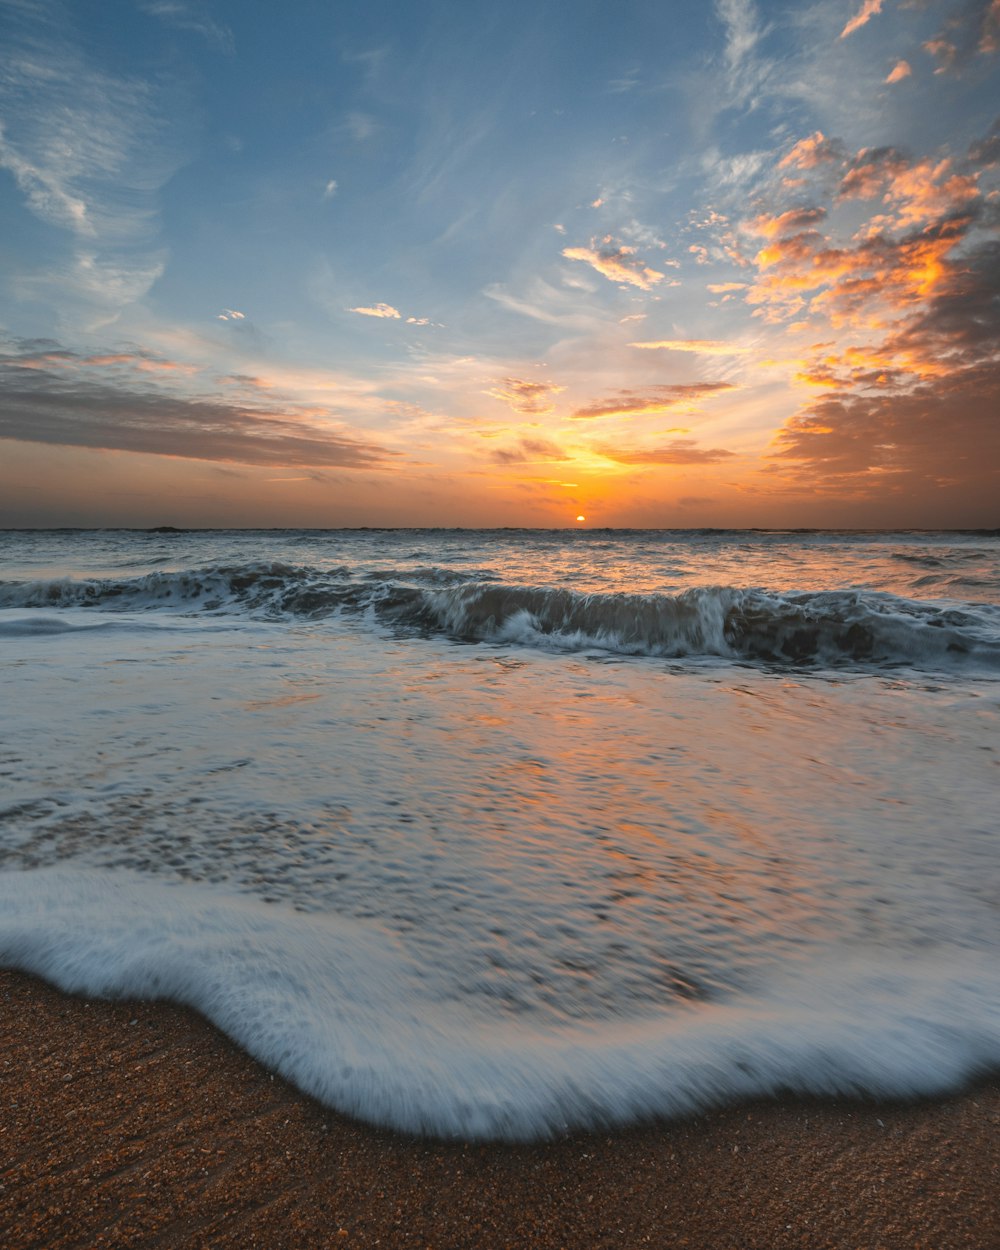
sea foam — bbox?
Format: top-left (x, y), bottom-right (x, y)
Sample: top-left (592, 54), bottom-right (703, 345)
top-left (2, 868), bottom-right (998, 1140)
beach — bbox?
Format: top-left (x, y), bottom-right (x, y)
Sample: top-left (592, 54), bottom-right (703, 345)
top-left (3, 968), bottom-right (998, 1250)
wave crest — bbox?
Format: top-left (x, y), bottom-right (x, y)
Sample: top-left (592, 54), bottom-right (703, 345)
top-left (2, 565), bottom-right (998, 669)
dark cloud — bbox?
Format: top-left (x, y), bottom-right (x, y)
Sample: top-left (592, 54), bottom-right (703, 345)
top-left (924, 0), bottom-right (1000, 72)
top-left (0, 343), bottom-right (392, 468)
top-left (967, 116), bottom-right (1000, 166)
top-left (772, 240), bottom-right (1000, 501)
top-left (572, 383), bottom-right (734, 419)
top-left (490, 437), bottom-right (567, 464)
top-left (772, 364), bottom-right (1000, 497)
top-left (597, 440), bottom-right (735, 465)
top-left (838, 147), bottom-right (909, 200)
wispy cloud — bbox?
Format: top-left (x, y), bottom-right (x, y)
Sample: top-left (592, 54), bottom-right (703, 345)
top-left (572, 383), bottom-right (735, 419)
top-left (597, 439), bottom-right (735, 465)
top-left (713, 0), bottom-right (772, 108)
top-left (486, 378), bottom-right (564, 415)
top-left (885, 59), bottom-right (912, 84)
top-left (490, 437), bottom-right (568, 464)
top-left (629, 339), bottom-right (750, 355)
top-left (0, 340), bottom-right (394, 468)
top-left (139, 2), bottom-right (235, 53)
top-left (0, 1), bottom-right (187, 324)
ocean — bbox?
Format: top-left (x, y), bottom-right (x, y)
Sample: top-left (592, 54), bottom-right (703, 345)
top-left (1, 528), bottom-right (998, 1140)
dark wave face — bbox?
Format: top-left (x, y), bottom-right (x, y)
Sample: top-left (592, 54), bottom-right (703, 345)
top-left (2, 563), bottom-right (998, 671)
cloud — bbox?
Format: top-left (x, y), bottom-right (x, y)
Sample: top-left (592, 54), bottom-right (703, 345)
top-left (713, 0), bottom-right (772, 108)
top-left (0, 2), bottom-right (187, 322)
top-left (885, 60), bottom-right (913, 84)
top-left (707, 282), bottom-right (749, 293)
top-left (837, 147), bottom-right (909, 200)
top-left (771, 363), bottom-right (999, 503)
top-left (628, 339), bottom-right (750, 355)
top-left (840, 0), bottom-right (884, 40)
top-left (967, 117), bottom-right (1000, 165)
top-left (924, 1), bottom-right (1000, 73)
top-left (0, 341), bottom-right (393, 468)
top-left (486, 378), bottom-right (564, 415)
top-left (778, 132), bottom-right (847, 171)
top-left (490, 437), bottom-right (568, 464)
top-left (757, 118), bottom-right (1000, 510)
top-left (217, 309), bottom-right (246, 321)
top-left (139, 2), bottom-right (235, 53)
top-left (597, 440), bottom-right (735, 465)
top-left (747, 207), bottom-right (830, 241)
top-left (350, 303), bottom-right (401, 318)
top-left (745, 136), bottom-right (986, 328)
top-left (323, 179), bottom-right (338, 200)
top-left (717, 0), bottom-right (762, 67)
top-left (483, 279), bottom-right (599, 328)
top-left (572, 383), bottom-right (735, 419)
top-left (562, 237), bottom-right (666, 289)
top-left (343, 111), bottom-right (379, 142)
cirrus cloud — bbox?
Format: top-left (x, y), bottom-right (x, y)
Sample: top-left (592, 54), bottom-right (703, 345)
top-left (572, 382), bottom-right (735, 419)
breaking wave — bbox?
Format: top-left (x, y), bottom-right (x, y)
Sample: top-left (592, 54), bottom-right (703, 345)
top-left (2, 563), bottom-right (998, 670)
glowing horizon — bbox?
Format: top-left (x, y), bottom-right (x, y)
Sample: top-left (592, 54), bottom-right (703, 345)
top-left (1, 0), bottom-right (997, 529)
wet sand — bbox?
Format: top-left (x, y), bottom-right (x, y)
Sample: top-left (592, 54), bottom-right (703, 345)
top-left (1, 968), bottom-right (998, 1249)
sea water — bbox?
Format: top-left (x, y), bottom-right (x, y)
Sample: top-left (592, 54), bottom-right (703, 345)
top-left (1, 528), bottom-right (998, 1139)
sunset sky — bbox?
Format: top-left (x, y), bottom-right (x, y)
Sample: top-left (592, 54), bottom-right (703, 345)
top-left (1, 0), bottom-right (998, 528)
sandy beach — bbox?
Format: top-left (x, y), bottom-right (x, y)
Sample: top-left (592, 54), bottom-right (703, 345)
top-left (2, 969), bottom-right (997, 1250)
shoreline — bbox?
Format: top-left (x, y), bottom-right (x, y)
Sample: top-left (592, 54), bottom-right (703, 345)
top-left (2, 969), bottom-right (998, 1249)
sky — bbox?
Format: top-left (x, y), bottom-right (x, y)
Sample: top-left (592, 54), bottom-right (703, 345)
top-left (0, 0), bottom-right (998, 528)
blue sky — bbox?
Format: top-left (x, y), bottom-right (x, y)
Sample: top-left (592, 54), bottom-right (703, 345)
top-left (1, 0), bottom-right (998, 526)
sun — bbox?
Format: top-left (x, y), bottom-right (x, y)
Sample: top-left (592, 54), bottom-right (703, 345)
top-left (575, 515), bottom-right (586, 523)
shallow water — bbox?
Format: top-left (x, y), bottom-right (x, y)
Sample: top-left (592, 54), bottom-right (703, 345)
top-left (1, 529), bottom-right (998, 1137)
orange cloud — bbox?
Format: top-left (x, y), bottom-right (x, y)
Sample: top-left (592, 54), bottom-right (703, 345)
top-left (837, 147), bottom-right (908, 200)
top-left (746, 207), bottom-right (828, 239)
top-left (840, 0), bottom-right (884, 40)
top-left (760, 115), bottom-right (1000, 512)
top-left (572, 383), bottom-right (734, 419)
top-left (628, 339), bottom-right (750, 355)
top-left (885, 60), bottom-right (912, 84)
top-left (596, 439), bottom-right (734, 465)
top-left (350, 303), bottom-right (401, 318)
top-left (490, 437), bottom-right (568, 464)
top-left (562, 237), bottom-right (665, 289)
top-left (778, 132), bottom-right (845, 171)
top-left (485, 377), bottom-right (564, 415)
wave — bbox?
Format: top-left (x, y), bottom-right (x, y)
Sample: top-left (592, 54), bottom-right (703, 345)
top-left (2, 869), bottom-right (998, 1141)
top-left (2, 564), bottom-right (998, 670)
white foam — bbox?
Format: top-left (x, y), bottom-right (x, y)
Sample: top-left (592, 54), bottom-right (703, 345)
top-left (2, 867), bottom-right (998, 1140)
